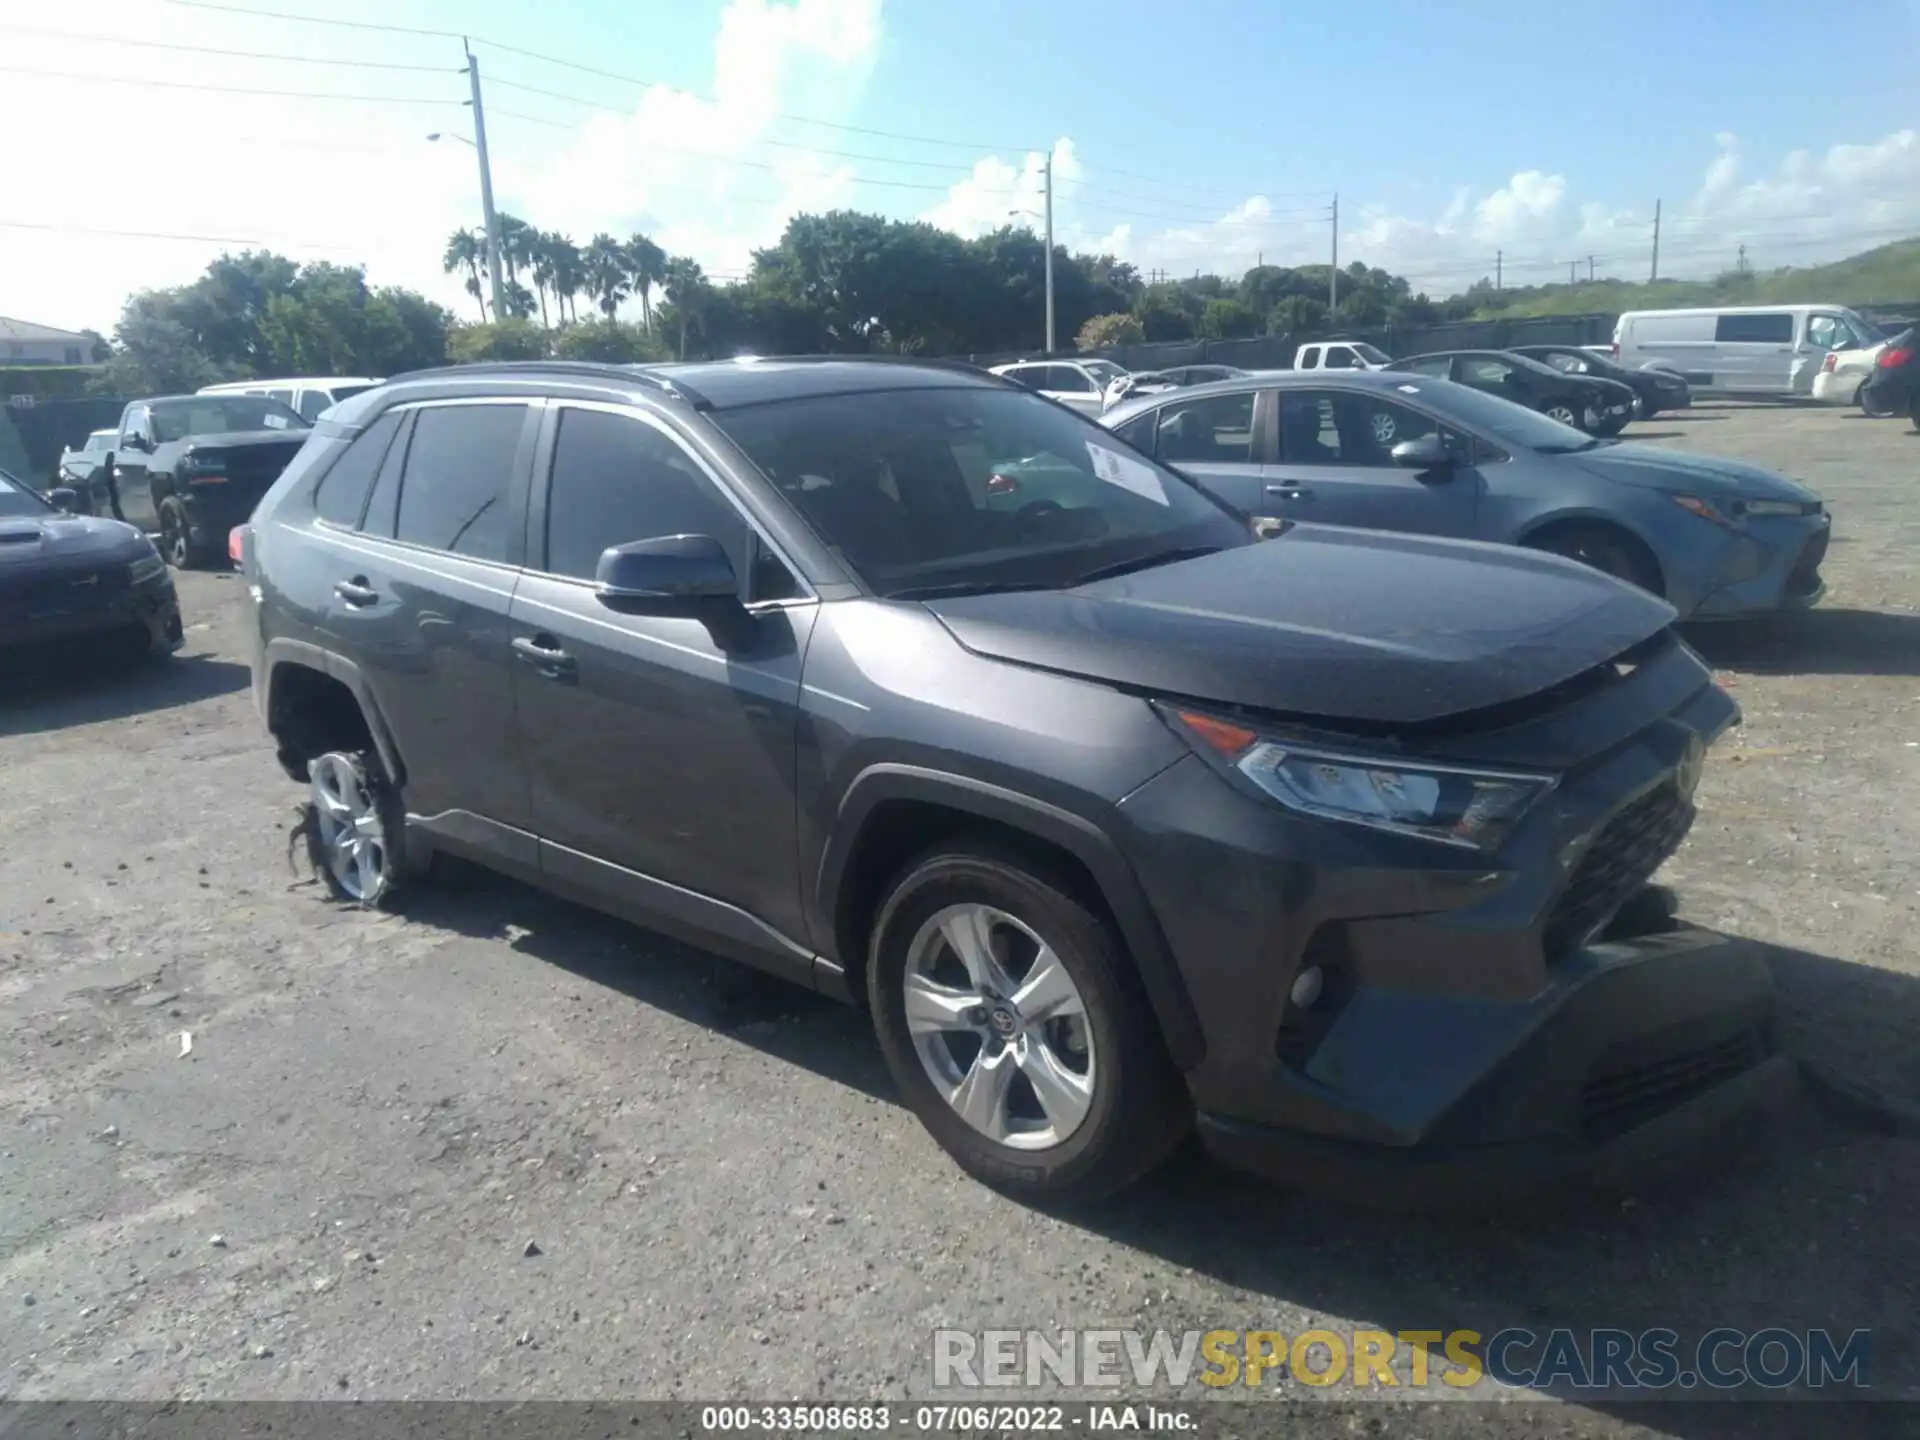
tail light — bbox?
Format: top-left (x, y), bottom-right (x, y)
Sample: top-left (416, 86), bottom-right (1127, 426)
top-left (1821, 352), bottom-right (1838, 373)
top-left (228, 524), bottom-right (249, 569)
top-left (1878, 346), bottom-right (1912, 369)
top-left (1610, 341), bottom-right (1619, 359)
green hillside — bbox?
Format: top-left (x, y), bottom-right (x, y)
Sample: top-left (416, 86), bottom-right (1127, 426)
top-left (1472, 236), bottom-right (1920, 318)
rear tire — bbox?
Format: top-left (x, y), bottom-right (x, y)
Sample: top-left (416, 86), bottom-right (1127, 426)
top-left (868, 842), bottom-right (1190, 1205)
top-left (305, 750), bottom-right (411, 908)
top-left (1859, 384), bottom-right (1891, 418)
top-left (1529, 523), bottom-right (1662, 595)
top-left (1543, 399), bottom-right (1585, 431)
top-left (158, 497), bottom-right (217, 570)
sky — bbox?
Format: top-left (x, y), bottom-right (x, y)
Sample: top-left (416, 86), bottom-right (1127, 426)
top-left (3, 0), bottom-right (1917, 335)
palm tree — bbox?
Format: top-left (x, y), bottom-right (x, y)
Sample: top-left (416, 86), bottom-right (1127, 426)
top-left (529, 238), bottom-right (556, 329)
top-left (545, 232), bottom-right (584, 325)
top-left (583, 233), bottom-right (630, 318)
top-left (496, 213), bottom-right (536, 286)
top-left (626, 232), bottom-right (666, 332)
top-left (441, 228), bottom-right (487, 322)
top-left (501, 277), bottom-right (537, 322)
top-left (662, 255), bottom-right (708, 360)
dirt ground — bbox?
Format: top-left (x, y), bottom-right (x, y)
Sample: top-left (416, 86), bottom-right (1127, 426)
top-left (2, 402), bottom-right (1917, 1435)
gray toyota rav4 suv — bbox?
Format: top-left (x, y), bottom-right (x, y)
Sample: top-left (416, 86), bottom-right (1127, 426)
top-left (237, 358), bottom-right (1792, 1205)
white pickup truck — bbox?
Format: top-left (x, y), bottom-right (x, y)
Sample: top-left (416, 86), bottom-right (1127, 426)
top-left (1293, 340), bottom-right (1392, 371)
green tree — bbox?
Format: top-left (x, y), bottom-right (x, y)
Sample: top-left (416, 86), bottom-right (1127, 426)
top-left (661, 256), bottom-right (711, 359)
top-left (1266, 294), bottom-right (1328, 336)
top-left (1076, 312), bottom-right (1144, 350)
top-left (441, 229), bottom-right (488, 322)
top-left (583, 234), bottom-right (630, 318)
top-left (626, 233), bottom-right (667, 332)
top-left (1133, 283), bottom-right (1197, 342)
top-left (545, 233), bottom-right (584, 325)
top-left (552, 318), bottom-right (669, 364)
top-left (1197, 298), bottom-right (1261, 339)
top-left (446, 319), bottom-right (548, 363)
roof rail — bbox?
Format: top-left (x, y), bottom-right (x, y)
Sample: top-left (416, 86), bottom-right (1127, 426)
top-left (382, 360), bottom-right (711, 409)
top-left (719, 352), bottom-right (1014, 385)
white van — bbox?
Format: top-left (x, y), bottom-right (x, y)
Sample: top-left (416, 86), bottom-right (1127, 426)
top-left (1611, 306), bottom-right (1883, 397)
top-left (198, 376), bottom-right (383, 423)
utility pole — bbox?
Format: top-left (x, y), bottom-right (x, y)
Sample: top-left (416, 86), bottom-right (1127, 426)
top-left (1650, 199), bottom-right (1661, 282)
top-left (1737, 242), bottom-right (1749, 274)
top-left (1328, 193), bottom-right (1339, 312)
top-left (1568, 260), bottom-right (1577, 285)
top-left (1587, 255), bottom-right (1596, 281)
top-left (464, 41), bottom-right (506, 321)
top-left (1042, 154), bottom-right (1056, 354)
top-left (1495, 249), bottom-right (1502, 290)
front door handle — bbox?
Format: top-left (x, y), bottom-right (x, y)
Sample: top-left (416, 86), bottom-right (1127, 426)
top-left (334, 577), bottom-right (378, 606)
top-left (512, 634), bottom-right (577, 680)
top-left (1265, 484), bottom-right (1314, 501)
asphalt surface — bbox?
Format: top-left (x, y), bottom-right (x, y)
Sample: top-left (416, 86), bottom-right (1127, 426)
top-left (2, 402), bottom-right (1917, 1437)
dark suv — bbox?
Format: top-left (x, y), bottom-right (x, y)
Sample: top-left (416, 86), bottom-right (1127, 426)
top-left (238, 359), bottom-right (1791, 1205)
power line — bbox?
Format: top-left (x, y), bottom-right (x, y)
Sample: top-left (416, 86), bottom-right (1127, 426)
top-left (0, 218), bottom-right (356, 251)
top-left (0, 22), bottom-right (458, 70)
top-left (0, 63), bottom-right (460, 103)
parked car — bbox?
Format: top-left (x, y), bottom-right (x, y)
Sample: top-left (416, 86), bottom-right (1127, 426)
top-left (1392, 349), bottom-right (1636, 435)
top-left (200, 376), bottom-right (384, 423)
top-left (1295, 340), bottom-right (1391, 371)
top-left (989, 359), bottom-right (1128, 416)
top-left (1104, 365), bottom-right (1249, 408)
top-left (0, 466), bottom-right (182, 664)
top-left (57, 428), bottom-right (118, 506)
top-left (1510, 344), bottom-right (1691, 420)
top-left (1856, 327), bottom-right (1917, 424)
top-left (1102, 369), bottom-right (1829, 620)
top-left (238, 356), bottom-right (1789, 1206)
top-left (109, 394), bottom-right (312, 568)
top-left (1610, 305), bottom-right (1883, 397)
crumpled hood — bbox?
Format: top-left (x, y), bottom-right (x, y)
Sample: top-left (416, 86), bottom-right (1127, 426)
top-left (1574, 443), bottom-right (1822, 505)
top-left (0, 513), bottom-right (149, 566)
top-left (924, 525), bottom-right (1677, 725)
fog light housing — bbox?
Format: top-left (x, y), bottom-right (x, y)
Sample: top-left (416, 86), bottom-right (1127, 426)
top-left (1289, 965), bottom-right (1324, 1010)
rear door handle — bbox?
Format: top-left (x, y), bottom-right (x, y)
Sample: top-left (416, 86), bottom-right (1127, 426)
top-left (334, 577), bottom-right (378, 606)
top-left (512, 634), bottom-right (577, 679)
top-left (1265, 485), bottom-right (1314, 500)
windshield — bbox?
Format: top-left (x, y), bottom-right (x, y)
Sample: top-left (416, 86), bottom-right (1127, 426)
top-left (1840, 310), bottom-right (1884, 346)
top-left (0, 470), bottom-right (52, 519)
top-left (148, 396), bottom-right (308, 442)
top-left (1353, 343), bottom-right (1391, 365)
top-left (1082, 360), bottom-right (1126, 386)
top-left (1402, 376), bottom-right (1600, 452)
top-left (713, 385), bottom-right (1251, 597)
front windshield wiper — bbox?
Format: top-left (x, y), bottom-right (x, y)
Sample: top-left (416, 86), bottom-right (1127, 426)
top-left (888, 580), bottom-right (1062, 601)
top-left (1068, 546), bottom-right (1224, 587)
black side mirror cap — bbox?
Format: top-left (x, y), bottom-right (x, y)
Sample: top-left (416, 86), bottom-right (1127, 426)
top-left (595, 534), bottom-right (738, 604)
top-left (1390, 434), bottom-right (1452, 469)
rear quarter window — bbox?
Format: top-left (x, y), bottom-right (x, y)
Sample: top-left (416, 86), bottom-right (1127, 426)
top-left (312, 411), bottom-right (403, 528)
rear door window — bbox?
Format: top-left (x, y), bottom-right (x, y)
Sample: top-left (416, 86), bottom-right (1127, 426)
top-left (1323, 347), bottom-right (1356, 370)
top-left (1715, 313), bottom-right (1794, 344)
top-left (1153, 391), bottom-right (1256, 463)
top-left (296, 389), bottom-right (335, 421)
top-left (313, 410), bottom-right (402, 528)
top-left (1045, 366), bottom-right (1096, 394)
top-left (391, 403), bottom-right (529, 562)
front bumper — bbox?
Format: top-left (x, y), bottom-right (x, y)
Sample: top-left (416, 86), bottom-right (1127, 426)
top-left (0, 572), bottom-right (183, 657)
top-left (1687, 510), bottom-right (1830, 620)
top-left (1197, 926), bottom-right (1794, 1206)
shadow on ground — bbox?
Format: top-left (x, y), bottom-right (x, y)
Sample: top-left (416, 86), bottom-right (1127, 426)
top-left (0, 651), bottom-right (250, 737)
top-left (1684, 608), bottom-right (1920, 678)
top-left (385, 864), bottom-right (1919, 1421)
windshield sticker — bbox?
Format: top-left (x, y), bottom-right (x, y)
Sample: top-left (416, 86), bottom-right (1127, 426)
top-left (1397, 384), bottom-right (1421, 394)
top-left (1086, 443), bottom-right (1169, 506)
top-left (263, 414), bottom-right (290, 429)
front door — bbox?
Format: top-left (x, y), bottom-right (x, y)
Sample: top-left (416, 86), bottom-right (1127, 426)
top-left (508, 401), bottom-right (817, 956)
top-left (1042, 365), bottom-right (1104, 415)
top-left (1141, 388), bottom-right (1266, 514)
top-left (112, 403), bottom-right (158, 531)
top-left (1262, 388), bottom-right (1481, 537)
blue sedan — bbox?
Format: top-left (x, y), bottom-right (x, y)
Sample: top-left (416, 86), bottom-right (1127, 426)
top-left (1100, 370), bottom-right (1829, 620)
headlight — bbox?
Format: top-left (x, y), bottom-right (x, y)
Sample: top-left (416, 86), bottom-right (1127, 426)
top-left (128, 549), bottom-right (167, 585)
top-left (1739, 498), bottom-right (1808, 517)
top-left (1160, 707), bottom-right (1557, 852)
top-left (182, 451), bottom-right (227, 477)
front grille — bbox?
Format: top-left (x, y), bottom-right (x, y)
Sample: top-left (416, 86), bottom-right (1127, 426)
top-left (1543, 782), bottom-right (1693, 960)
top-left (1785, 527), bottom-right (1829, 596)
top-left (1580, 1025), bottom-right (1771, 1138)
top-left (0, 564), bottom-right (130, 616)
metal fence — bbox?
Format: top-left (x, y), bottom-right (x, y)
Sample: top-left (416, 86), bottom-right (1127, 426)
top-left (2, 397), bottom-right (128, 482)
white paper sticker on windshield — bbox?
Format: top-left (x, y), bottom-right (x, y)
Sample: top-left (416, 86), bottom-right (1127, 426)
top-left (1397, 384), bottom-right (1421, 394)
top-left (1086, 442), bottom-right (1169, 506)
top-left (263, 414), bottom-right (290, 429)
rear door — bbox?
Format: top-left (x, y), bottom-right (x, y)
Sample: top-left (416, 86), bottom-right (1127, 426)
top-left (1262, 387), bottom-right (1481, 537)
top-left (1714, 312), bottom-right (1796, 393)
top-left (1140, 388), bottom-right (1267, 513)
top-left (319, 396), bottom-right (539, 850)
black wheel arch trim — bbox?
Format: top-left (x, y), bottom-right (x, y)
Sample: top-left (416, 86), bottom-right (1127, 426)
top-left (263, 638), bottom-right (407, 789)
top-left (818, 762), bottom-right (1206, 1070)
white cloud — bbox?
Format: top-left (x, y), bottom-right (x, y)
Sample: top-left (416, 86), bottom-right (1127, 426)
top-left (920, 138), bottom-right (1081, 239)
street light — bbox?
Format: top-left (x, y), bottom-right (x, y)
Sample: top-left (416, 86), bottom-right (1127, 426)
top-left (1008, 200), bottom-right (1055, 355)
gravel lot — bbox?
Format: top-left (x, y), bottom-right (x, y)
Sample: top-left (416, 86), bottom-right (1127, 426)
top-left (3, 403), bottom-right (1917, 1435)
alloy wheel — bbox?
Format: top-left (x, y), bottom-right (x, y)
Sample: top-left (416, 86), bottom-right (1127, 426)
top-left (309, 753), bottom-right (390, 903)
top-left (161, 509), bottom-right (188, 567)
top-left (1546, 403), bottom-right (1578, 426)
top-left (902, 902), bottom-right (1096, 1150)
top-left (1369, 410), bottom-right (1398, 445)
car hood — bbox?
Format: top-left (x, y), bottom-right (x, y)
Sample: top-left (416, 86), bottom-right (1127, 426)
top-left (1571, 375), bottom-right (1636, 402)
top-left (0, 513), bottom-right (149, 566)
top-left (923, 525), bottom-right (1675, 725)
top-left (166, 429), bottom-right (309, 454)
top-left (1573, 444), bottom-right (1821, 505)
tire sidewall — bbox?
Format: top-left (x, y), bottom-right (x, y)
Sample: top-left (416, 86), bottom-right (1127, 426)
top-left (308, 749), bottom-right (408, 908)
top-left (868, 852), bottom-right (1162, 1196)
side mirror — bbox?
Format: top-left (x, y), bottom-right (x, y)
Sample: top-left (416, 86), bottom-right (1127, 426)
top-left (48, 487), bottom-right (81, 514)
top-left (121, 433), bottom-right (149, 453)
top-left (595, 534), bottom-right (738, 605)
top-left (1390, 433), bottom-right (1452, 470)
